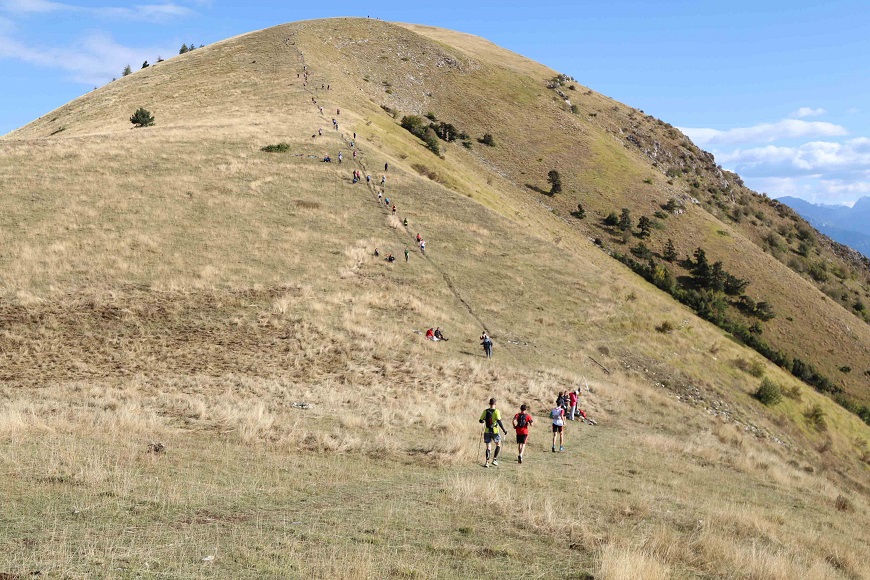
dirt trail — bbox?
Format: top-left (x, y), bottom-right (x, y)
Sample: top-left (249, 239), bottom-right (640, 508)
top-left (290, 41), bottom-right (489, 334)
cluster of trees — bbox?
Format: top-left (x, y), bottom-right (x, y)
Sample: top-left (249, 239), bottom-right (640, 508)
top-left (610, 241), bottom-right (869, 424)
top-left (120, 44), bottom-right (205, 76)
top-left (400, 113), bottom-right (472, 155)
top-left (179, 43), bottom-right (204, 54)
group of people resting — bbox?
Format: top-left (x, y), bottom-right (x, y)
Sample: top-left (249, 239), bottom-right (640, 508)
top-left (425, 327), bottom-right (448, 341)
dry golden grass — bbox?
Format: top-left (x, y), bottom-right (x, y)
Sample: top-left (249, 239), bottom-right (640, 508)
top-left (0, 16), bottom-right (868, 579)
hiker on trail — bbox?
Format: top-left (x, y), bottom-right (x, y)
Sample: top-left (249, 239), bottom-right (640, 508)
top-left (550, 399), bottom-right (566, 452)
top-left (513, 404), bottom-right (533, 464)
top-left (434, 327), bottom-right (447, 341)
top-left (318, 128), bottom-right (322, 136)
top-left (416, 233), bottom-right (422, 244)
top-left (353, 132), bottom-right (356, 140)
top-left (480, 333), bottom-right (492, 358)
top-left (385, 162), bottom-right (389, 172)
top-left (353, 150), bottom-right (357, 159)
top-left (568, 389), bottom-right (579, 420)
top-left (385, 197), bottom-right (390, 206)
top-left (378, 192), bottom-right (383, 203)
top-left (419, 240), bottom-right (426, 254)
top-left (338, 152), bottom-right (343, 163)
top-left (404, 247), bottom-right (410, 262)
top-left (350, 141), bottom-right (355, 148)
top-left (374, 248), bottom-right (380, 257)
top-left (319, 106), bottom-right (324, 114)
top-left (367, 175), bottom-right (371, 183)
top-left (337, 108), bottom-right (340, 115)
top-left (381, 175), bottom-right (386, 185)
top-left (479, 398), bottom-right (507, 468)
top-left (387, 253), bottom-right (395, 263)
top-left (403, 217), bottom-right (408, 227)
top-left (392, 205), bottom-right (397, 215)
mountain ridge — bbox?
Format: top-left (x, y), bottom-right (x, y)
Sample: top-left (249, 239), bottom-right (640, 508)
top-left (779, 195), bottom-right (870, 259)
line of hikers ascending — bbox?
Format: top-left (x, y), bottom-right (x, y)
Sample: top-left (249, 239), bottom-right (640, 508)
top-left (479, 392), bottom-right (593, 467)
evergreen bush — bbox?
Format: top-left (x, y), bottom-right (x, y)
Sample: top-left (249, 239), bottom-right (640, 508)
top-left (130, 107), bottom-right (155, 127)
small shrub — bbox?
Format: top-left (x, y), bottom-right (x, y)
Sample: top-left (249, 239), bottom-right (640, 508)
top-left (754, 378), bottom-right (782, 406)
top-left (834, 495), bottom-right (854, 512)
top-left (783, 385), bottom-right (802, 400)
top-left (570, 104), bottom-right (579, 114)
top-left (122, 64), bottom-right (132, 76)
top-left (748, 360), bottom-right (765, 377)
top-left (261, 143), bottom-right (290, 153)
top-left (839, 366), bottom-right (851, 373)
top-left (571, 204), bottom-right (586, 219)
top-left (130, 107), bottom-right (155, 127)
top-left (804, 404), bottom-right (827, 431)
top-left (655, 321), bottom-right (674, 334)
top-left (480, 133), bottom-right (495, 147)
top-left (461, 140), bottom-right (472, 149)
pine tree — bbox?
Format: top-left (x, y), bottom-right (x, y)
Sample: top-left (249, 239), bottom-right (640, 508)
top-left (619, 208), bottom-right (632, 232)
top-left (180, 44), bottom-right (189, 54)
top-left (547, 170), bottom-right (562, 195)
top-left (663, 238), bottom-right (677, 262)
top-left (122, 65), bottom-right (132, 76)
top-left (637, 215), bottom-right (652, 238)
top-left (130, 107), bottom-right (155, 128)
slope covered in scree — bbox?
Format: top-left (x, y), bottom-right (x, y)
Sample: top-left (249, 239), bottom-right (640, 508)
top-left (1, 17), bottom-right (868, 578)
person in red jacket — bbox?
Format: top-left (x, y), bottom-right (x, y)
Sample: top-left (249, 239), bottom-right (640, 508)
top-left (512, 404), bottom-right (533, 464)
top-left (568, 389), bottom-right (578, 420)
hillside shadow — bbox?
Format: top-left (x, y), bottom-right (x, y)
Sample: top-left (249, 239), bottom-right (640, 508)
top-left (525, 184), bottom-right (551, 196)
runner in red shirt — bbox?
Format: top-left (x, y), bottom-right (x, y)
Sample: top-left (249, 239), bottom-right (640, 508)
top-left (512, 404), bottom-right (533, 464)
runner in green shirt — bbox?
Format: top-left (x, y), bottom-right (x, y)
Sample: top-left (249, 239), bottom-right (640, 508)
top-left (479, 398), bottom-right (508, 468)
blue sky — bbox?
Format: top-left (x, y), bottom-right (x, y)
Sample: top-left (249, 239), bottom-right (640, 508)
top-left (2, 0), bottom-right (869, 205)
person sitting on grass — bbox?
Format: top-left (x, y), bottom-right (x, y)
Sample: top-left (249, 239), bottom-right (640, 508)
top-left (433, 327), bottom-right (448, 341)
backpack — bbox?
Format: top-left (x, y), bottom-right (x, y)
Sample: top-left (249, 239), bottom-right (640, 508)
top-left (515, 413), bottom-right (528, 429)
top-left (484, 408), bottom-right (495, 429)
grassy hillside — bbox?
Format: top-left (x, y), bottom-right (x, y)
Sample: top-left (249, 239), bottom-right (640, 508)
top-left (1, 17), bottom-right (869, 578)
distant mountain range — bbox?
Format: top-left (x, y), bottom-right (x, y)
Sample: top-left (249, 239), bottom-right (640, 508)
top-left (778, 196), bottom-right (870, 258)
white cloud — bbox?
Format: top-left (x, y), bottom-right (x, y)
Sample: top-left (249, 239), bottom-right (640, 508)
top-left (1, 1), bottom-right (194, 21)
top-left (0, 0), bottom-right (71, 14)
top-left (718, 138), bottom-right (870, 174)
top-left (790, 107), bottom-right (826, 118)
top-left (680, 119), bottom-right (847, 147)
top-left (98, 3), bottom-right (194, 22)
top-left (0, 30), bottom-right (172, 84)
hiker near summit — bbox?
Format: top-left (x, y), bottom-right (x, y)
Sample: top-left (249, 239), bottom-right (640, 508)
top-left (479, 398), bottom-right (507, 468)
top-left (513, 404), bottom-right (533, 464)
top-left (550, 399), bottom-right (566, 452)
